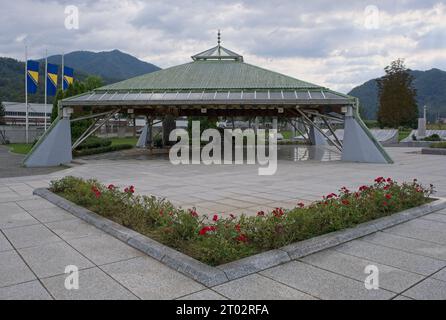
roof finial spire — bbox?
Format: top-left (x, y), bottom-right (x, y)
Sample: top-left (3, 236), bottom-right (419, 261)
top-left (217, 29), bottom-right (221, 46)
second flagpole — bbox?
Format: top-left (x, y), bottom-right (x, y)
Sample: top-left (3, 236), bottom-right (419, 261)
top-left (44, 49), bottom-right (47, 131)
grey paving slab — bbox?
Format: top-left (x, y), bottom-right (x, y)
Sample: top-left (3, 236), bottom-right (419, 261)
top-left (301, 249), bottom-right (424, 293)
top-left (45, 219), bottom-right (103, 240)
top-left (0, 232), bottom-right (13, 252)
top-left (0, 202), bottom-right (39, 229)
top-left (0, 192), bottom-right (22, 203)
top-left (18, 242), bottom-right (95, 278)
top-left (3, 224), bottom-right (61, 249)
top-left (41, 267), bottom-right (138, 300)
top-left (178, 289), bottom-right (228, 300)
top-left (403, 278), bottom-right (446, 300)
top-left (27, 207), bottom-right (76, 223)
top-left (0, 280), bottom-right (53, 300)
top-left (333, 240), bottom-right (446, 276)
top-left (0, 250), bottom-right (36, 287)
top-left (16, 198), bottom-right (57, 211)
top-left (384, 220), bottom-right (446, 245)
top-left (213, 274), bottom-right (315, 300)
top-left (67, 234), bottom-right (144, 266)
top-left (432, 268), bottom-right (446, 282)
top-left (420, 213), bottom-right (446, 224)
top-left (361, 231), bottom-right (446, 261)
top-left (260, 261), bottom-right (395, 300)
top-left (101, 256), bottom-right (204, 300)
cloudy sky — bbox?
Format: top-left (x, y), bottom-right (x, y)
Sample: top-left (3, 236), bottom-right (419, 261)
top-left (1, 0), bottom-right (445, 93)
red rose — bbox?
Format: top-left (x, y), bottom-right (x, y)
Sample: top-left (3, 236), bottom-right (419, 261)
top-left (189, 209), bottom-right (198, 217)
top-left (375, 177), bottom-right (385, 183)
top-left (107, 184), bottom-right (115, 190)
top-left (235, 234), bottom-right (248, 243)
top-left (199, 226), bottom-right (216, 235)
top-left (297, 202), bottom-right (305, 208)
top-left (212, 214), bottom-right (219, 222)
top-left (385, 193), bottom-right (392, 199)
top-left (257, 210), bottom-right (265, 216)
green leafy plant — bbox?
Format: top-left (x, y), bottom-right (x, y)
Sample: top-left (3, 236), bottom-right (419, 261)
top-left (423, 134), bottom-right (441, 141)
top-left (50, 176), bottom-right (434, 266)
top-left (430, 141), bottom-right (446, 149)
top-left (72, 144), bottom-right (132, 157)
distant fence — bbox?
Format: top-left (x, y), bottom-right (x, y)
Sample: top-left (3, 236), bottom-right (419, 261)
top-left (0, 125), bottom-right (45, 144)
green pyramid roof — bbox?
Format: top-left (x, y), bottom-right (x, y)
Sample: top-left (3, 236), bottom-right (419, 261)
top-left (99, 60), bottom-right (323, 92)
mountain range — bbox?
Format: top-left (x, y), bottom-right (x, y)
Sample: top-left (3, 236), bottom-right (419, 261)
top-left (44, 50), bottom-right (160, 83)
top-left (348, 68), bottom-right (446, 121)
top-left (0, 50), bottom-right (160, 103)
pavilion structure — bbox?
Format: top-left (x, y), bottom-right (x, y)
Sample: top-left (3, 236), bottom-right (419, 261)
top-left (23, 33), bottom-right (392, 167)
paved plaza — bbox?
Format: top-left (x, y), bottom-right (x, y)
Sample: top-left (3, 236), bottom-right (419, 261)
top-left (0, 147), bottom-right (446, 299)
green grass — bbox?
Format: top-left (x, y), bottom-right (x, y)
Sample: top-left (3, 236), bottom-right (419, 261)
top-left (109, 137), bottom-right (138, 146)
top-left (8, 143), bottom-right (33, 155)
top-left (427, 123), bottom-right (446, 130)
top-left (398, 129), bottom-right (412, 142)
top-left (280, 130), bottom-right (293, 139)
top-left (7, 136), bottom-right (137, 156)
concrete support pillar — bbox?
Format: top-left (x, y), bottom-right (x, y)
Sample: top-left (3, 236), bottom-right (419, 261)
top-left (136, 122), bottom-right (148, 148)
top-left (341, 105), bottom-right (392, 163)
top-left (23, 108), bottom-right (73, 167)
top-left (292, 119), bottom-right (296, 139)
top-left (417, 118), bottom-right (426, 139)
top-left (146, 116), bottom-right (153, 150)
top-left (272, 117), bottom-right (278, 131)
top-left (162, 115), bottom-right (176, 146)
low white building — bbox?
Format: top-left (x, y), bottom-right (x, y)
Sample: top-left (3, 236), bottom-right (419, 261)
top-left (1, 101), bottom-right (53, 126)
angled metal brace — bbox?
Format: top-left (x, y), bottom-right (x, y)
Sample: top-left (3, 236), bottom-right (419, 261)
top-left (321, 117), bottom-right (343, 148)
top-left (70, 110), bottom-right (118, 122)
top-left (285, 118), bottom-right (311, 144)
top-left (71, 109), bottom-right (120, 150)
top-left (296, 107), bottom-right (342, 151)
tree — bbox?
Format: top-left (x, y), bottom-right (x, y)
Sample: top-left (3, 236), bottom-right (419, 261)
top-left (84, 76), bottom-right (103, 91)
top-left (377, 59), bottom-right (418, 128)
top-left (51, 76), bottom-right (104, 140)
top-left (0, 102), bottom-right (5, 125)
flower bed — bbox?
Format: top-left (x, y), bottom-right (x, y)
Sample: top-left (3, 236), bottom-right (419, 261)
top-left (50, 176), bottom-right (434, 266)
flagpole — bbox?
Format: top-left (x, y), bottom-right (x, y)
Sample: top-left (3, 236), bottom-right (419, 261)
top-left (25, 44), bottom-right (29, 144)
top-left (44, 49), bottom-right (47, 131)
top-left (61, 52), bottom-right (64, 90)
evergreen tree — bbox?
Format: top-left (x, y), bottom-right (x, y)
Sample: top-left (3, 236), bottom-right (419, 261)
top-left (377, 59), bottom-right (418, 128)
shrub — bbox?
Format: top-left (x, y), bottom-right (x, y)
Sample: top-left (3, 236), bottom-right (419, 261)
top-left (430, 141), bottom-right (446, 149)
top-left (423, 134), bottom-right (441, 141)
top-left (72, 144), bottom-right (132, 157)
top-left (50, 176), bottom-right (434, 266)
top-left (76, 137), bottom-right (112, 150)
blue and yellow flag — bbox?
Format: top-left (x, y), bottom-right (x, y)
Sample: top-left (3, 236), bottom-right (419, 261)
top-left (46, 63), bottom-right (58, 96)
top-left (63, 66), bottom-right (74, 90)
top-left (27, 60), bottom-right (39, 94)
